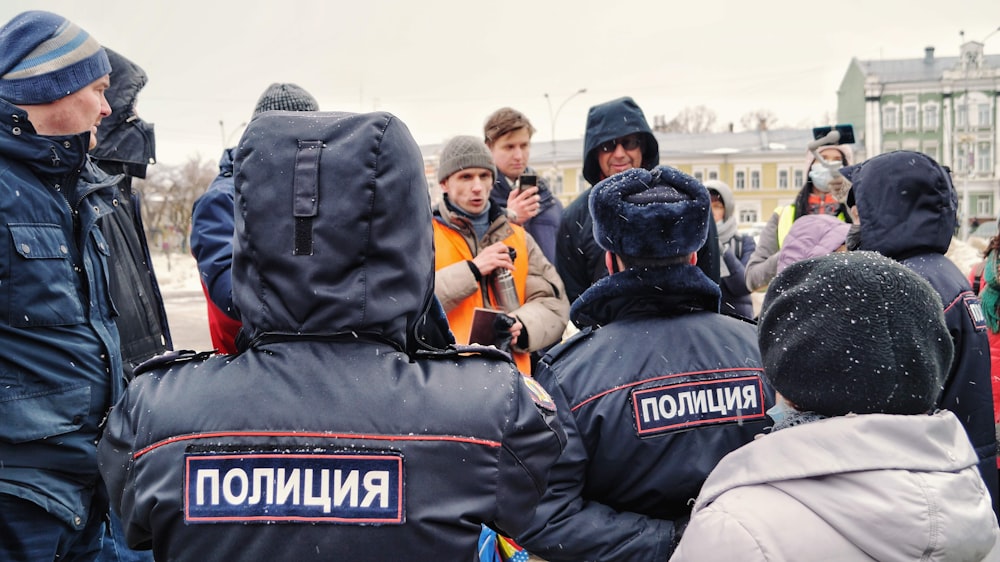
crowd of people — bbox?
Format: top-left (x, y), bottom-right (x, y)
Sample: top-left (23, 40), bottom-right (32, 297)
top-left (2, 9), bottom-right (1000, 562)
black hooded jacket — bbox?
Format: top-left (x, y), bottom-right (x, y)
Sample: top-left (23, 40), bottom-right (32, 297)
top-left (90, 48), bottom-right (170, 378)
top-left (99, 111), bottom-right (565, 561)
top-left (851, 150), bottom-right (999, 511)
top-left (555, 97), bottom-right (720, 307)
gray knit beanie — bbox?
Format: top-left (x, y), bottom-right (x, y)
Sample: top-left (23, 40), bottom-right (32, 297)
top-left (252, 83), bottom-right (319, 117)
top-left (758, 251), bottom-right (951, 417)
top-left (437, 135), bottom-right (495, 182)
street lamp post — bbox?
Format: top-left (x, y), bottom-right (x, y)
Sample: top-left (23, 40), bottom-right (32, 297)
top-left (544, 88), bottom-right (587, 190)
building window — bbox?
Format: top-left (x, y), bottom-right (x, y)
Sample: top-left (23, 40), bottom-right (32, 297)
top-left (978, 103), bottom-right (992, 128)
top-left (923, 143), bottom-right (938, 161)
top-left (750, 171), bottom-right (760, 190)
top-left (884, 106), bottom-right (898, 130)
top-left (957, 105), bottom-right (968, 128)
top-left (739, 209), bottom-right (758, 223)
top-left (956, 144), bottom-right (971, 174)
top-left (735, 171), bottom-right (745, 190)
top-left (976, 195), bottom-right (992, 217)
top-left (694, 171), bottom-right (703, 182)
top-left (708, 170), bottom-right (718, 180)
top-left (923, 105), bottom-right (938, 130)
top-left (978, 143), bottom-right (992, 175)
top-left (793, 170), bottom-right (804, 188)
top-left (778, 170), bottom-right (788, 189)
top-left (903, 106), bottom-right (917, 130)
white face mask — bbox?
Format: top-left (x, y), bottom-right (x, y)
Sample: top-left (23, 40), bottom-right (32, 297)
top-left (766, 393), bottom-right (800, 428)
top-left (809, 162), bottom-right (834, 191)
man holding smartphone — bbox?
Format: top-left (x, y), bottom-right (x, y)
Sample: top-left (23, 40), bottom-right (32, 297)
top-left (484, 107), bottom-right (563, 263)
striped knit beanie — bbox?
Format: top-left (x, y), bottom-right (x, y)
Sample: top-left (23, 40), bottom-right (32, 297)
top-left (0, 11), bottom-right (111, 105)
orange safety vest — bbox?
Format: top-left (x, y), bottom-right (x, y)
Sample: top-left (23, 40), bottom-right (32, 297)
top-left (434, 222), bottom-right (531, 373)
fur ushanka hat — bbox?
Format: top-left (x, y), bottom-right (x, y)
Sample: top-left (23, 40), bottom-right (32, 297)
top-left (589, 164), bottom-right (710, 259)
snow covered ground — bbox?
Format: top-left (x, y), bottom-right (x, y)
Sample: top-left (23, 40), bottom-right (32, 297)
top-left (152, 251), bottom-right (203, 294)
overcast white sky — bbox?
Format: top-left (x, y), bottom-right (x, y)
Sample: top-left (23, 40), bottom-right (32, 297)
top-left (4, 0), bottom-right (999, 165)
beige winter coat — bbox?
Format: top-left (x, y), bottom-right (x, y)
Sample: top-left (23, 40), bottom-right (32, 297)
top-left (433, 201), bottom-right (569, 353)
top-left (671, 411), bottom-right (1000, 561)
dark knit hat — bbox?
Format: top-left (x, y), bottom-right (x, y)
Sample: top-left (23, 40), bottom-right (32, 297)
top-left (0, 11), bottom-right (111, 105)
top-left (759, 251), bottom-right (951, 417)
top-left (252, 83), bottom-right (319, 117)
top-left (437, 135), bottom-right (495, 182)
top-left (590, 165), bottom-right (709, 259)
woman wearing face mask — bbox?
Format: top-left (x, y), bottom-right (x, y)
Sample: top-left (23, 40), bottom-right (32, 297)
top-left (744, 145), bottom-right (853, 292)
top-left (705, 180), bottom-right (755, 319)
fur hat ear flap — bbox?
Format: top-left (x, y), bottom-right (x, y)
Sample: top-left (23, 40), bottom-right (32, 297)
top-left (590, 165), bottom-right (710, 260)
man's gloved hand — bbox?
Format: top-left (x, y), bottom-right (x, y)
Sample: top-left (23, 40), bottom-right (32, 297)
top-left (492, 313), bottom-right (516, 352)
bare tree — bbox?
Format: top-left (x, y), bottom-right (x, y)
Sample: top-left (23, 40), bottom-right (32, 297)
top-left (661, 106), bottom-right (718, 133)
top-left (135, 155), bottom-right (216, 256)
top-left (739, 109), bottom-right (779, 131)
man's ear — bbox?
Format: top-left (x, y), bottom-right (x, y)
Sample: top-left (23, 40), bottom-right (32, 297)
top-left (605, 251), bottom-right (621, 274)
top-left (439, 180), bottom-right (448, 194)
top-left (689, 252), bottom-right (697, 266)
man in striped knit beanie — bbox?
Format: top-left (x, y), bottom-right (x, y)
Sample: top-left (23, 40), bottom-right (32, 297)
top-left (0, 10), bottom-right (122, 562)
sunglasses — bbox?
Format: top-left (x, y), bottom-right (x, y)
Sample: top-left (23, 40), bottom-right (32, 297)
top-left (597, 135), bottom-right (642, 153)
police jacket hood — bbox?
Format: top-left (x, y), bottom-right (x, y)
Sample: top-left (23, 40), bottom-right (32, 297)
top-left (846, 150), bottom-right (956, 259)
top-left (90, 48), bottom-right (155, 178)
top-left (582, 96), bottom-right (658, 185)
top-left (233, 111), bottom-right (448, 354)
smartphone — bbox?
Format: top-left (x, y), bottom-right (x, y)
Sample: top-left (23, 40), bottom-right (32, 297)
top-left (518, 174), bottom-right (538, 192)
top-left (812, 124), bottom-right (855, 145)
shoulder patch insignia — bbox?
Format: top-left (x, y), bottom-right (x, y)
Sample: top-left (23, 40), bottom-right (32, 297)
top-left (632, 374), bottom-right (767, 437)
top-left (184, 452), bottom-right (404, 524)
top-left (963, 293), bottom-right (987, 332)
top-left (521, 375), bottom-right (556, 412)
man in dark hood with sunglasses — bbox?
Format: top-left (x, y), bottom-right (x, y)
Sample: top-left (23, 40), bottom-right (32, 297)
top-left (555, 96), bottom-right (720, 310)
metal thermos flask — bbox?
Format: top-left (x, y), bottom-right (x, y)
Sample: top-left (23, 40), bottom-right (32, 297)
top-left (490, 247), bottom-right (519, 312)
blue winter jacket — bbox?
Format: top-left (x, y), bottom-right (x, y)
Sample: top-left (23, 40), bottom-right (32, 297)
top-left (0, 99), bottom-right (123, 530)
top-left (516, 263), bottom-right (774, 560)
top-left (190, 147), bottom-right (237, 320)
top-left (852, 150), bottom-right (999, 512)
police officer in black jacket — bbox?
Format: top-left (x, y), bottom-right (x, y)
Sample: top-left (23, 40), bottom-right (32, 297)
top-left (517, 165), bottom-right (774, 560)
top-left (98, 110), bottom-right (565, 561)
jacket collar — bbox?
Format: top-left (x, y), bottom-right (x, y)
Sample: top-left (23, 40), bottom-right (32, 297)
top-left (570, 263), bottom-right (721, 328)
top-left (0, 98), bottom-right (91, 178)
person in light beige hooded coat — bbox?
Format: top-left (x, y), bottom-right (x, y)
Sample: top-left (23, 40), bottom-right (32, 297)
top-left (671, 251), bottom-right (1000, 561)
